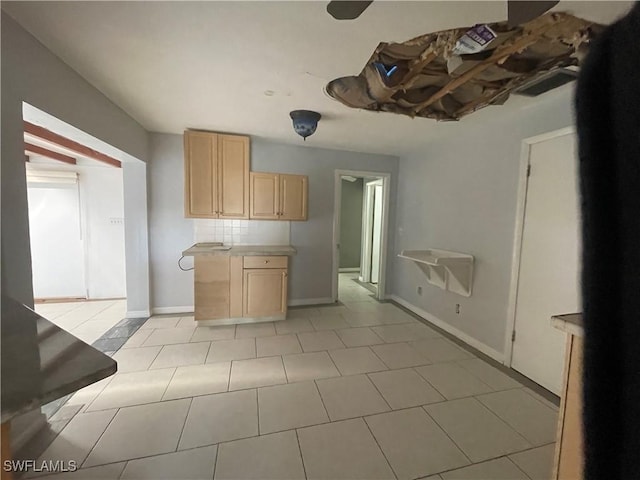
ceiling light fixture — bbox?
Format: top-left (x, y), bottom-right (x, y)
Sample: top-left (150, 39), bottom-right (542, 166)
top-left (289, 110), bottom-right (321, 141)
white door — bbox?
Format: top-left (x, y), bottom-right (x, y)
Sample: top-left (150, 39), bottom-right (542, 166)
top-left (28, 181), bottom-right (86, 299)
top-left (370, 184), bottom-right (383, 284)
top-left (511, 132), bottom-right (581, 394)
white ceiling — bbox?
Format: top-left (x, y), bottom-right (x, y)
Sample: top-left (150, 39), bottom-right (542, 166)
top-left (3, 1), bottom-right (633, 156)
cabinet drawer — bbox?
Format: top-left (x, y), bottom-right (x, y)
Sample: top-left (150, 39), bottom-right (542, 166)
top-left (243, 256), bottom-right (288, 269)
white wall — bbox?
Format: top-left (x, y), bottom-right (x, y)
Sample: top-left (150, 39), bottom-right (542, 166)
top-left (148, 133), bottom-right (399, 311)
top-left (1, 12), bottom-right (149, 307)
top-left (391, 85), bottom-right (577, 360)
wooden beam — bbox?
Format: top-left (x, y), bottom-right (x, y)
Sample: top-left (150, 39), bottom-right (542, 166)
top-left (23, 122), bottom-right (121, 168)
top-left (413, 15), bottom-right (566, 115)
top-left (24, 142), bottom-right (76, 165)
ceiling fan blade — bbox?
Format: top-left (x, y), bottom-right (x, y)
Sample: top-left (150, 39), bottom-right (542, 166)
top-left (507, 0), bottom-right (559, 27)
top-left (327, 1), bottom-right (373, 20)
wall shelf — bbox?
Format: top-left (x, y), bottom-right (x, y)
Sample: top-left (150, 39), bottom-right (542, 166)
top-left (398, 249), bottom-right (474, 297)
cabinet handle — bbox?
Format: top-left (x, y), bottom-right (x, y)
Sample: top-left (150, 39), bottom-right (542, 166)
top-left (264, 260), bottom-right (270, 264)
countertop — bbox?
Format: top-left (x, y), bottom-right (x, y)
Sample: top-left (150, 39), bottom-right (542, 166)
top-left (551, 313), bottom-right (583, 337)
top-left (182, 244), bottom-right (297, 257)
top-left (1, 296), bottom-right (117, 423)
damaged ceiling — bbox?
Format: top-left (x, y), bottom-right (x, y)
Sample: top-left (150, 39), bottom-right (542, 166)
top-left (327, 12), bottom-right (602, 121)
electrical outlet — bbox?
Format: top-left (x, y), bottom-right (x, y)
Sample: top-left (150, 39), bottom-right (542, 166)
top-left (455, 303), bottom-right (461, 314)
top-left (417, 286), bottom-right (423, 295)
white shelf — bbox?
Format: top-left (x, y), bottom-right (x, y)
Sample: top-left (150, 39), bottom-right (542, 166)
top-left (398, 249), bottom-right (474, 297)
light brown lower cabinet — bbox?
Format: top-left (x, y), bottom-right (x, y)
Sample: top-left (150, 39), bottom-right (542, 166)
top-left (553, 334), bottom-right (584, 480)
top-left (194, 255), bottom-right (288, 322)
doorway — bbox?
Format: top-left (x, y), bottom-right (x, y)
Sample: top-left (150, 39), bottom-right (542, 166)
top-left (333, 170), bottom-right (390, 302)
top-left (507, 128), bottom-right (580, 395)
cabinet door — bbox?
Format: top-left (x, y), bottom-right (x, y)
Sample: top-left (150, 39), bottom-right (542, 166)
top-left (243, 268), bottom-right (287, 317)
top-left (194, 256), bottom-right (230, 320)
top-left (250, 172), bottom-right (279, 219)
top-left (184, 131), bottom-right (218, 218)
top-left (280, 174), bottom-right (308, 221)
top-left (218, 134), bottom-right (249, 219)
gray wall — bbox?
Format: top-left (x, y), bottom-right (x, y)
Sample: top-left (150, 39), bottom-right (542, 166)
top-left (1, 12), bottom-right (149, 309)
top-left (339, 178), bottom-right (364, 269)
top-left (148, 134), bottom-right (399, 309)
top-left (391, 86), bottom-right (576, 357)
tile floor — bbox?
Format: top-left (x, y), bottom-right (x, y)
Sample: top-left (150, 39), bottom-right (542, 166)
top-left (35, 299), bottom-right (127, 345)
top-left (31, 275), bottom-right (557, 480)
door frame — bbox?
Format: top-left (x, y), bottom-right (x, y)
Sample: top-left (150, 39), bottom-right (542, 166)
top-left (332, 170), bottom-right (391, 302)
top-left (361, 179), bottom-right (384, 284)
top-left (504, 126), bottom-right (576, 366)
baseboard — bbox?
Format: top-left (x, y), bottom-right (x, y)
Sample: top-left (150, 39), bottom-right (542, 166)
top-left (151, 306), bottom-right (195, 316)
top-left (126, 310), bottom-right (151, 318)
top-left (389, 294), bottom-right (504, 363)
top-left (289, 297), bottom-right (335, 307)
top-left (339, 267), bottom-right (360, 273)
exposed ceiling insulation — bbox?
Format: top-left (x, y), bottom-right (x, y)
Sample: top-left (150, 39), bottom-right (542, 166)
top-left (326, 12), bottom-right (603, 121)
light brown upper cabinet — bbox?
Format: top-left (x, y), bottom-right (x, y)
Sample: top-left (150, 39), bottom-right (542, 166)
top-left (249, 172), bottom-right (308, 221)
top-left (184, 131), bottom-right (249, 219)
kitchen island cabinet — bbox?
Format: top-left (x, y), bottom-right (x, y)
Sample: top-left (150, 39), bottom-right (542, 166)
top-left (183, 245), bottom-right (296, 324)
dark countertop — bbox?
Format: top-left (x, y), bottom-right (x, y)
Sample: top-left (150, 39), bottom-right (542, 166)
top-left (551, 313), bottom-right (583, 337)
top-left (1, 297), bottom-right (117, 423)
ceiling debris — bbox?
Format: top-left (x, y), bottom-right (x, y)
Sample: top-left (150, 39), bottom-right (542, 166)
top-left (326, 12), bottom-right (603, 121)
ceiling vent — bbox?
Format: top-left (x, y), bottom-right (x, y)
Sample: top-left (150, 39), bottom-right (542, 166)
top-left (514, 68), bottom-right (578, 97)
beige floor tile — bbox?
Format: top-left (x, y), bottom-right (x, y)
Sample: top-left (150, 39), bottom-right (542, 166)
top-left (162, 362), bottom-right (230, 400)
top-left (36, 410), bottom-right (117, 468)
top-left (372, 342), bottom-right (431, 369)
top-left (86, 368), bottom-right (175, 411)
top-left (286, 308), bottom-right (320, 318)
top-left (366, 408), bottom-right (469, 480)
top-left (424, 397), bottom-right (531, 462)
top-left (120, 445), bottom-right (217, 480)
top-left (66, 377), bottom-right (112, 409)
top-left (140, 317), bottom-right (181, 329)
top-left (274, 318), bottom-right (315, 334)
top-left (456, 358), bottom-right (522, 391)
top-left (315, 305), bottom-right (349, 315)
top-left (256, 334), bottom-right (302, 357)
top-left (215, 431), bottom-right (305, 480)
top-left (297, 330), bottom-right (345, 352)
top-left (309, 314), bottom-right (350, 331)
top-left (329, 347), bottom-right (387, 375)
top-left (371, 324), bottom-right (439, 343)
top-left (316, 374), bottom-right (390, 421)
top-left (282, 351), bottom-right (340, 383)
top-left (345, 302), bottom-right (380, 313)
top-left (142, 327), bottom-right (196, 346)
top-left (522, 388), bottom-right (560, 411)
top-left (335, 327), bottom-right (384, 347)
top-left (297, 418), bottom-right (395, 480)
top-left (409, 338), bottom-right (473, 363)
top-left (84, 399), bottom-right (191, 467)
top-left (176, 316), bottom-right (197, 328)
top-left (369, 368), bottom-right (444, 409)
top-left (476, 389), bottom-right (558, 446)
top-left (179, 390), bottom-right (258, 449)
top-left (258, 382), bottom-right (329, 434)
top-left (229, 356), bottom-right (287, 390)
top-left (440, 457), bottom-right (529, 480)
top-left (509, 444), bottom-right (556, 480)
top-left (206, 338), bottom-right (256, 363)
top-left (235, 322), bottom-right (276, 338)
top-left (191, 325), bottom-right (236, 342)
top-left (120, 328), bottom-right (153, 349)
top-left (149, 342), bottom-right (210, 369)
top-left (35, 463), bottom-right (126, 480)
top-left (415, 363), bottom-right (493, 399)
top-left (342, 312), bottom-right (386, 327)
top-left (112, 346), bottom-right (161, 373)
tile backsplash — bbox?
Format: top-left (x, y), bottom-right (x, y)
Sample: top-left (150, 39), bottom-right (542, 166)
top-left (194, 219), bottom-right (290, 245)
